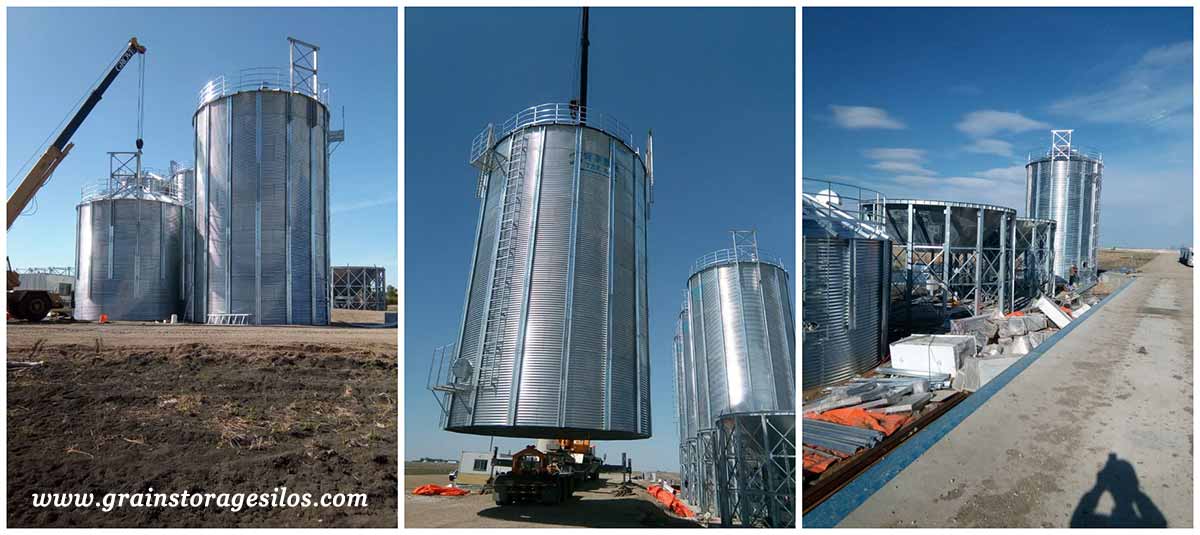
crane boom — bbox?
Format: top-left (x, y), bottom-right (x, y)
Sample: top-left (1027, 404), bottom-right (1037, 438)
top-left (6, 37), bottom-right (146, 230)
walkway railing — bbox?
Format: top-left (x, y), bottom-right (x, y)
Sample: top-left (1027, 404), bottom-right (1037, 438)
top-left (470, 103), bottom-right (635, 165)
top-left (198, 68), bottom-right (331, 108)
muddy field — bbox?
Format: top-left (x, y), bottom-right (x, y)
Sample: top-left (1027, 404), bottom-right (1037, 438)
top-left (6, 321), bottom-right (397, 528)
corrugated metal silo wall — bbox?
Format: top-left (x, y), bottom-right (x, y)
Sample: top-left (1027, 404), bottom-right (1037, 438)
top-left (685, 260), bottom-right (795, 425)
top-left (75, 198), bottom-right (183, 320)
top-left (801, 237), bottom-right (887, 391)
top-left (446, 124), bottom-right (651, 439)
top-left (1026, 157), bottom-right (1103, 281)
top-left (191, 91), bottom-right (330, 325)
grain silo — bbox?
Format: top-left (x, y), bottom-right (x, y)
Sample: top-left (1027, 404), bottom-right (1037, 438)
top-left (1026, 129), bottom-right (1103, 285)
top-left (190, 38), bottom-right (331, 325)
top-left (679, 230), bottom-right (795, 524)
top-left (802, 181), bottom-right (890, 390)
top-left (75, 152), bottom-right (184, 321)
top-left (435, 103), bottom-right (653, 440)
top-left (673, 304), bottom-right (699, 509)
top-left (864, 198), bottom-right (1016, 338)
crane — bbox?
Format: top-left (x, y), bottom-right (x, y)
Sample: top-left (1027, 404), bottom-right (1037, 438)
top-left (6, 37), bottom-right (146, 322)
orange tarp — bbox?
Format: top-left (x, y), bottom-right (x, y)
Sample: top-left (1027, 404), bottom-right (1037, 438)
top-left (807, 407), bottom-right (913, 436)
top-left (411, 484), bottom-right (470, 496)
top-left (647, 485), bottom-right (695, 518)
top-left (803, 450), bottom-right (839, 474)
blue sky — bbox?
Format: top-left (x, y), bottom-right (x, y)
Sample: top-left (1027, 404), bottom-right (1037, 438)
top-left (7, 7), bottom-right (397, 285)
top-left (405, 7), bottom-right (795, 470)
top-left (804, 7), bottom-right (1193, 248)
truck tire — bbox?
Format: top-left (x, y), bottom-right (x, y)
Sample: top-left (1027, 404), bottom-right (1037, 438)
top-left (494, 491), bottom-right (510, 506)
top-left (20, 294), bottom-right (51, 322)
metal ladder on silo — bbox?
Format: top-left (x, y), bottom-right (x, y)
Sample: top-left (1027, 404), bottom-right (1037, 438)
top-left (476, 132), bottom-right (528, 390)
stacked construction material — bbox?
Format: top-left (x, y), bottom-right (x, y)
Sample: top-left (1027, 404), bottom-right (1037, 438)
top-left (803, 419), bottom-right (883, 456)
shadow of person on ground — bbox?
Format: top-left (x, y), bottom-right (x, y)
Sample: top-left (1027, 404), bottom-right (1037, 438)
top-left (1070, 453), bottom-right (1167, 528)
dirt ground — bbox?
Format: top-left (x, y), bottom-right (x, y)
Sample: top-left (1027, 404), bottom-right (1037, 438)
top-left (1097, 248), bottom-right (1165, 273)
top-left (6, 321), bottom-right (398, 528)
top-left (403, 472), bottom-right (700, 528)
top-left (330, 309), bottom-right (393, 325)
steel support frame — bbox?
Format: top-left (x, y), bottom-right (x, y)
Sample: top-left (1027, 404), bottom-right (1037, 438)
top-left (696, 428), bottom-right (719, 517)
top-left (715, 411), bottom-right (796, 528)
top-left (331, 266), bottom-right (388, 311)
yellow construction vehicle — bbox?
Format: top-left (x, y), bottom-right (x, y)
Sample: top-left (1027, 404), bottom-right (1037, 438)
top-left (6, 37), bottom-right (146, 321)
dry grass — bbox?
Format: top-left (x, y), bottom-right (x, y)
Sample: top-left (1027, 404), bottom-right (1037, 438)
top-left (1098, 248), bottom-right (1161, 272)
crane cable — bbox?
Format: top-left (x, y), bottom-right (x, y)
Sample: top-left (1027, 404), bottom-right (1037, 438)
top-left (570, 8), bottom-right (581, 102)
top-left (136, 51), bottom-right (145, 150)
top-left (6, 41), bottom-right (130, 192)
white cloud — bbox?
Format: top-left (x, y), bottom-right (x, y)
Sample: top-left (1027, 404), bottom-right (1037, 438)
top-left (964, 138), bottom-right (1014, 157)
top-left (863, 148), bottom-right (924, 161)
top-left (1049, 41), bottom-right (1193, 130)
top-left (956, 110), bottom-right (1049, 137)
top-left (870, 160), bottom-right (936, 176)
top-left (331, 195), bottom-right (399, 214)
top-left (974, 165), bottom-right (1026, 185)
top-left (831, 105), bottom-right (906, 129)
top-left (892, 175), bottom-right (939, 186)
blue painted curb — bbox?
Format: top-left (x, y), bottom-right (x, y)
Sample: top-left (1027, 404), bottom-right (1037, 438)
top-left (803, 276), bottom-right (1137, 528)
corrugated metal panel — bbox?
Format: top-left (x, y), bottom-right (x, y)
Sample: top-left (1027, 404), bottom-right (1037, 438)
top-left (635, 159), bottom-right (651, 435)
top-left (699, 268), bottom-right (727, 425)
top-left (192, 91), bottom-right (329, 325)
top-left (75, 199), bottom-right (183, 320)
top-left (609, 141), bottom-right (636, 433)
top-left (193, 107), bottom-right (209, 321)
top-left (682, 254), bottom-right (795, 420)
top-left (801, 236), bottom-right (885, 390)
top-left (230, 92), bottom-right (257, 316)
top-left (289, 93), bottom-right (313, 323)
top-left (762, 264), bottom-right (794, 408)
top-left (688, 282), bottom-right (712, 434)
top-left (446, 121), bottom-right (650, 440)
top-left (207, 97), bottom-right (231, 315)
top-left (563, 127), bottom-right (612, 430)
top-left (260, 92), bottom-right (289, 324)
top-left (1027, 154), bottom-right (1102, 282)
top-left (515, 127), bottom-right (566, 428)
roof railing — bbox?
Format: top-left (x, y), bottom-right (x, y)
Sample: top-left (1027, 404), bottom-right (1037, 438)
top-left (470, 103), bottom-right (636, 165)
top-left (198, 67), bottom-right (332, 108)
top-left (690, 247), bottom-right (787, 276)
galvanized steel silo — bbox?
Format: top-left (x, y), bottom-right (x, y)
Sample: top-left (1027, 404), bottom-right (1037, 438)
top-left (74, 160), bottom-right (184, 321)
top-left (678, 231), bottom-right (793, 516)
top-left (684, 231), bottom-right (795, 419)
top-left (1025, 130), bottom-right (1103, 285)
top-left (190, 41), bottom-right (331, 325)
top-left (441, 103), bottom-right (653, 440)
top-left (802, 182), bottom-right (890, 390)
